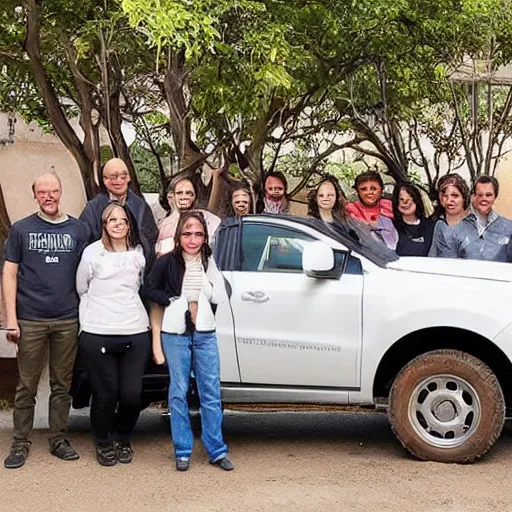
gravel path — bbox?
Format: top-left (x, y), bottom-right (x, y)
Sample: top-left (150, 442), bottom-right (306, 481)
top-left (0, 409), bottom-right (511, 512)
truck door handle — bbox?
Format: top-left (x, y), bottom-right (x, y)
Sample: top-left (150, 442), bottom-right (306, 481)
top-left (241, 291), bottom-right (269, 303)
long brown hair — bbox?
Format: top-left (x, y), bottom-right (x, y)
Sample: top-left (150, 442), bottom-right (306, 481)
top-left (100, 202), bottom-right (138, 252)
top-left (172, 210), bottom-right (212, 271)
top-left (308, 177), bottom-right (346, 221)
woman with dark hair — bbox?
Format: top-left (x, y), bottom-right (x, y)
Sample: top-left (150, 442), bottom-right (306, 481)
top-left (308, 177), bottom-right (346, 223)
top-left (145, 211), bottom-right (233, 472)
top-left (346, 171), bottom-right (398, 250)
top-left (429, 173), bottom-right (470, 256)
top-left (392, 183), bottom-right (434, 256)
top-left (76, 202), bottom-right (151, 466)
top-left (157, 176), bottom-right (221, 255)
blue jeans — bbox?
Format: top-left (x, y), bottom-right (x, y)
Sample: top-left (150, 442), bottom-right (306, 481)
top-left (161, 331), bottom-right (228, 461)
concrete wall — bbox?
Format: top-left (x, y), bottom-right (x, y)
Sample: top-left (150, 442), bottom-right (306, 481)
top-left (0, 114), bottom-right (87, 356)
top-left (0, 114), bottom-right (86, 223)
top-left (495, 156), bottom-right (512, 219)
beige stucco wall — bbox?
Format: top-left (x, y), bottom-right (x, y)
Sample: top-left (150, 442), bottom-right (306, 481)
top-left (495, 156), bottom-right (512, 219)
top-left (0, 114), bottom-right (86, 223)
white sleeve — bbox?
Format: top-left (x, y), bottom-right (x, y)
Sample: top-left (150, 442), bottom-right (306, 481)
top-left (76, 248), bottom-right (93, 297)
top-left (206, 257), bottom-right (227, 305)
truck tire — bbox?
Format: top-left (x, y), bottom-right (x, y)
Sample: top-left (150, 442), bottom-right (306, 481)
top-left (388, 349), bottom-right (504, 463)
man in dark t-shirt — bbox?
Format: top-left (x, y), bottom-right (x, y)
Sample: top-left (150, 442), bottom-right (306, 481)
top-left (3, 172), bottom-right (88, 469)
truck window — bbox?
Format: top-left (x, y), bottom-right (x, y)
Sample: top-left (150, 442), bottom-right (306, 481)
top-left (241, 223), bottom-right (313, 273)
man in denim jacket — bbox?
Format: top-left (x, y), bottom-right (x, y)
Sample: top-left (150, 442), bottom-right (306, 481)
top-left (438, 176), bottom-right (512, 262)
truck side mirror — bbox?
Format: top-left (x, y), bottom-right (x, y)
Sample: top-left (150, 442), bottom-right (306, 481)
top-left (302, 241), bottom-right (335, 278)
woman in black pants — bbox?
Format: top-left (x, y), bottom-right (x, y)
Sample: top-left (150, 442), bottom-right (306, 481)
top-left (76, 203), bottom-right (151, 466)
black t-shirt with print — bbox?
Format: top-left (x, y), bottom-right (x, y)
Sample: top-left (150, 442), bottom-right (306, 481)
top-left (5, 213), bottom-right (88, 321)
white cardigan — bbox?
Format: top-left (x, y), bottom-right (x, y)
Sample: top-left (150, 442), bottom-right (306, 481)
top-left (161, 257), bottom-right (228, 334)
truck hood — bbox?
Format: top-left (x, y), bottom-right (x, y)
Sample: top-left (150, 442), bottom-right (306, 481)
top-left (387, 257), bottom-right (512, 282)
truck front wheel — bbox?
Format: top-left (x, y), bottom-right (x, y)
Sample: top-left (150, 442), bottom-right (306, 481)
top-left (388, 349), bottom-right (504, 463)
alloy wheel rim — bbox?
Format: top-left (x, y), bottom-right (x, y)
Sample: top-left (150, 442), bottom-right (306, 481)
top-left (407, 374), bottom-right (481, 448)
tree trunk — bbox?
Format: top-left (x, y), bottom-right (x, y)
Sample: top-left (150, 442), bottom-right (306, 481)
top-left (25, 0), bottom-right (96, 199)
top-left (244, 95), bottom-right (285, 190)
top-left (65, 45), bottom-right (100, 196)
top-left (162, 51), bottom-right (204, 170)
top-left (0, 182), bottom-right (11, 248)
top-left (107, 88), bottom-right (142, 196)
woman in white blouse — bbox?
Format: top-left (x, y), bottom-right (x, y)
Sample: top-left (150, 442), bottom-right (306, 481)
top-left (76, 203), bottom-right (150, 467)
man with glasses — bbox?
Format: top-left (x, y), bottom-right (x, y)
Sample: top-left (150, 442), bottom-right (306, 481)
top-left (79, 158), bottom-right (158, 272)
top-left (3, 172), bottom-right (88, 468)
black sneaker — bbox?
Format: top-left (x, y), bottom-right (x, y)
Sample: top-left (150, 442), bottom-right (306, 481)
top-left (50, 439), bottom-right (80, 461)
top-left (4, 444), bottom-right (29, 469)
top-left (176, 457), bottom-right (190, 471)
top-left (114, 442), bottom-right (133, 464)
top-left (96, 445), bottom-right (117, 467)
top-left (210, 456), bottom-right (234, 471)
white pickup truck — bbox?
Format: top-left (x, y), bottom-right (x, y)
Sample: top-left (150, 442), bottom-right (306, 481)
top-left (74, 214), bottom-right (512, 463)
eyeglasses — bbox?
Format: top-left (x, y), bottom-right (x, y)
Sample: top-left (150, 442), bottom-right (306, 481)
top-left (180, 231), bottom-right (205, 238)
top-left (104, 173), bottom-right (129, 181)
top-left (175, 190), bottom-right (195, 197)
top-left (106, 217), bottom-right (128, 226)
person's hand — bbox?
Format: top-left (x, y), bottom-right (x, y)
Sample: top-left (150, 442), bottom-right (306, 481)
top-left (211, 167), bottom-right (225, 180)
top-left (5, 323), bottom-right (20, 344)
top-left (153, 346), bottom-right (166, 365)
top-left (202, 275), bottom-right (213, 300)
top-left (209, 154), bottom-right (227, 180)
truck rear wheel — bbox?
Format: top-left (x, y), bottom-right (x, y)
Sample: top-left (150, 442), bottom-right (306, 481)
top-left (388, 349), bottom-right (504, 463)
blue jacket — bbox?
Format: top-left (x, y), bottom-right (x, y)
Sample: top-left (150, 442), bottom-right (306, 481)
top-left (436, 211), bottom-right (512, 262)
top-left (79, 190), bottom-right (158, 272)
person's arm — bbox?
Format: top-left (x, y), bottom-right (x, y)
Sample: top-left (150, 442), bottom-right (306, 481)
top-left (141, 254), bottom-right (173, 305)
top-left (141, 201), bottom-right (158, 245)
top-left (428, 221), bottom-right (440, 257)
top-left (207, 168), bottom-right (225, 215)
top-left (76, 248), bottom-right (92, 297)
top-left (2, 261), bottom-right (20, 343)
top-left (149, 303), bottom-right (165, 365)
top-left (204, 258), bottom-right (228, 305)
top-left (507, 233), bottom-right (512, 263)
top-left (436, 225), bottom-right (458, 258)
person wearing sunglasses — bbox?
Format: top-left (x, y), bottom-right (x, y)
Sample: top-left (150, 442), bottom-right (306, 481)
top-left (144, 210), bottom-right (233, 472)
top-left (76, 203), bottom-right (150, 466)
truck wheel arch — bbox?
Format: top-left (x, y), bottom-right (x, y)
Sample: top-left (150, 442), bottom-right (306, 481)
top-left (373, 327), bottom-right (512, 411)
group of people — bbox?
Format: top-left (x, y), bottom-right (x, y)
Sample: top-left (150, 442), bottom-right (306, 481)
top-left (207, 166), bottom-right (512, 263)
top-left (309, 170), bottom-right (512, 262)
top-left (3, 157), bottom-right (511, 472)
top-left (3, 159), bottom-right (231, 472)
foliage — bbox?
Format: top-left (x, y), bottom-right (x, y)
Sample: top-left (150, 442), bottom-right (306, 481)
top-left (130, 140), bottom-right (161, 193)
top-left (1, 0), bottom-right (512, 206)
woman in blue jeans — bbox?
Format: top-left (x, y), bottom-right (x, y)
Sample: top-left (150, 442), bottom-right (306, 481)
top-left (144, 210), bottom-right (233, 472)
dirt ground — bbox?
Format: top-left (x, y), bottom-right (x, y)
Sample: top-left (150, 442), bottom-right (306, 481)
top-left (0, 408), bottom-right (511, 512)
